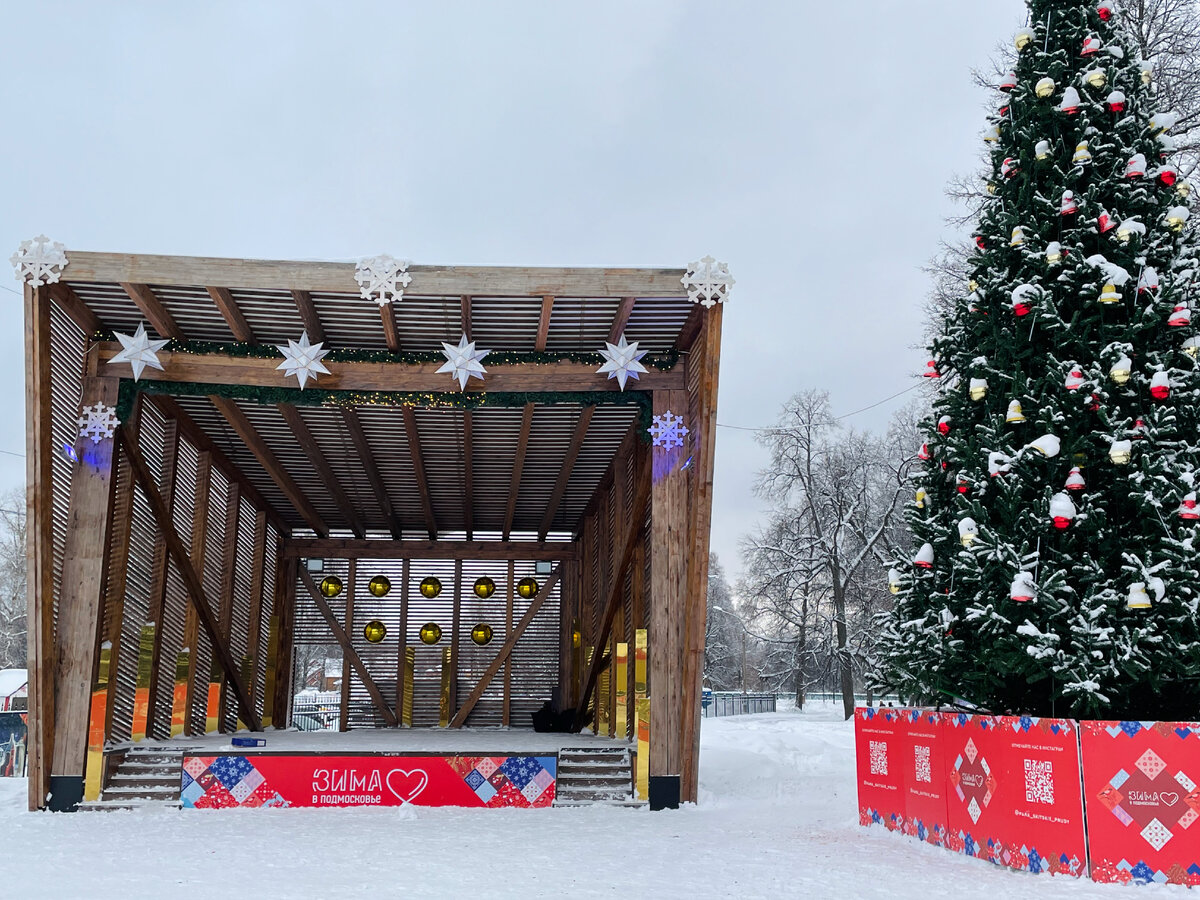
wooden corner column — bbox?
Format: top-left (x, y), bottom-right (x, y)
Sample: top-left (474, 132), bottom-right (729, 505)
top-left (49, 373), bottom-right (122, 811)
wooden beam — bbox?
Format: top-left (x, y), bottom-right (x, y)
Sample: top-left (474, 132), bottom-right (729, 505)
top-left (206, 286), bottom-right (255, 343)
top-left (210, 395), bottom-right (329, 537)
top-left (50, 375), bottom-right (121, 803)
top-left (96, 344), bottom-right (686, 392)
top-left (341, 407), bottom-right (401, 538)
top-left (535, 296), bottom-right (553, 350)
top-left (215, 482), bottom-right (241, 731)
top-left (339, 559), bottom-right (356, 732)
top-left (380, 303), bottom-right (400, 353)
top-left (449, 559), bottom-right (462, 720)
top-left (182, 449), bottom-right (212, 736)
top-left (277, 404), bottom-right (366, 538)
top-left (147, 395), bottom-right (286, 532)
top-left (120, 283), bottom-right (184, 341)
top-left (608, 296), bottom-right (636, 342)
top-left (67, 252), bottom-right (691, 297)
top-left (282, 538), bottom-right (575, 559)
top-left (142, 415), bottom-right (179, 738)
top-left (574, 445), bottom-right (651, 731)
top-left (117, 426), bottom-right (262, 730)
top-left (462, 410), bottom-right (474, 540)
top-left (297, 567), bottom-right (399, 727)
top-left (395, 558), bottom-right (410, 722)
top-left (673, 305), bottom-right (704, 352)
top-left (48, 282), bottom-right (103, 337)
top-left (448, 567), bottom-right (561, 728)
top-left (503, 559), bottom-right (514, 726)
top-left (402, 407), bottom-right (437, 539)
top-left (538, 406), bottom-right (595, 539)
top-left (245, 510), bottom-right (269, 715)
top-left (461, 296), bottom-right (473, 340)
top-left (502, 404), bottom-right (535, 540)
top-left (290, 289), bottom-right (326, 343)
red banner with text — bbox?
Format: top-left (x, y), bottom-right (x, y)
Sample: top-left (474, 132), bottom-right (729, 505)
top-left (180, 753), bottom-right (557, 809)
top-left (855, 707), bottom-right (907, 832)
top-left (900, 709), bottom-right (950, 847)
top-left (1081, 721), bottom-right (1200, 886)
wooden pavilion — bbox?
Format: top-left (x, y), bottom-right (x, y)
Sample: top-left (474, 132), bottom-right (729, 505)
top-left (17, 244), bottom-right (726, 812)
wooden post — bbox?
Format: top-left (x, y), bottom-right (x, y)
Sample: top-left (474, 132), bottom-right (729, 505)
top-left (182, 450), bottom-right (212, 735)
top-left (142, 417), bottom-right (179, 739)
top-left (49, 374), bottom-right (121, 811)
top-left (244, 510), bottom-right (268, 719)
top-left (215, 483), bottom-right (241, 732)
top-left (648, 388), bottom-right (690, 810)
top-left (395, 558), bottom-right (410, 724)
top-left (503, 558), bottom-right (514, 725)
top-left (450, 558), bottom-right (462, 719)
top-left (274, 557), bottom-right (297, 727)
top-left (24, 283), bottom-right (55, 811)
top-left (339, 559), bottom-right (356, 731)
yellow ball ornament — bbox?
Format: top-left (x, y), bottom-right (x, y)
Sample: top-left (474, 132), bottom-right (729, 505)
top-left (363, 620), bottom-right (387, 643)
top-left (473, 576), bottom-right (496, 599)
top-left (1015, 28), bottom-right (1035, 51)
top-left (1099, 283), bottom-right (1122, 304)
top-left (517, 577), bottom-right (540, 599)
top-left (471, 623), bottom-right (494, 646)
top-left (1085, 69), bottom-right (1107, 89)
top-left (319, 576), bottom-right (343, 598)
top-left (420, 576), bottom-right (443, 599)
top-left (368, 575), bottom-right (391, 597)
top-left (419, 622), bottom-right (443, 644)
top-left (1035, 77), bottom-right (1056, 98)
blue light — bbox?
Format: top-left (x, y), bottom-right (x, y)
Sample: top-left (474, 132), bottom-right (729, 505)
top-left (61, 442), bottom-right (79, 464)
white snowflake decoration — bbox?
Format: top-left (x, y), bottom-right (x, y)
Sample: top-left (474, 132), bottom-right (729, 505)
top-left (11, 235), bottom-right (68, 286)
top-left (437, 333), bottom-right (491, 390)
top-left (276, 330), bottom-right (331, 390)
top-left (597, 334), bottom-right (649, 391)
top-left (109, 323), bottom-right (169, 382)
top-left (681, 255), bottom-right (733, 308)
top-left (354, 254), bottom-right (412, 306)
top-left (650, 410), bottom-right (689, 450)
top-left (77, 402), bottom-right (120, 445)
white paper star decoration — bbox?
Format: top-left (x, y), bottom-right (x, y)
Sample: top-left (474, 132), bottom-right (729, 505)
top-left (109, 323), bottom-right (169, 382)
top-left (11, 235), bottom-right (68, 286)
top-left (597, 334), bottom-right (649, 391)
top-left (437, 333), bottom-right (491, 390)
top-left (77, 402), bottom-right (120, 444)
top-left (355, 254), bottom-right (412, 306)
top-left (650, 410), bottom-right (689, 450)
top-left (681, 255), bottom-right (733, 308)
top-left (276, 330), bottom-right (331, 390)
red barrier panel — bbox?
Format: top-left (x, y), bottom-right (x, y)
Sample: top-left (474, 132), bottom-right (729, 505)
top-left (940, 713), bottom-right (1086, 876)
top-left (855, 707), bottom-right (906, 831)
top-left (1081, 721), bottom-right (1200, 885)
top-left (899, 708), bottom-right (950, 847)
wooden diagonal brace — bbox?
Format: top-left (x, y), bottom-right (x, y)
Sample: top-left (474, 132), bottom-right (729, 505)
top-left (298, 567), bottom-right (399, 727)
top-left (116, 426), bottom-right (262, 731)
top-left (449, 566), bottom-right (562, 728)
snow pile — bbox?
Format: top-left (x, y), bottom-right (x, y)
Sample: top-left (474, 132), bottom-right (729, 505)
top-left (0, 707), bottom-right (1150, 898)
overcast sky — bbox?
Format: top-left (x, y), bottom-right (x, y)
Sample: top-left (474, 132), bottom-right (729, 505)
top-left (0, 1), bottom-right (1028, 580)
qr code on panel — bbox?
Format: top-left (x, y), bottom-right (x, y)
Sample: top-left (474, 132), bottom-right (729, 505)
top-left (914, 745), bottom-right (931, 783)
top-left (1024, 759), bottom-right (1054, 805)
top-left (869, 740), bottom-right (888, 776)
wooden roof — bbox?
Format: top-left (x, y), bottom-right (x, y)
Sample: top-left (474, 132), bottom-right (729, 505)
top-left (53, 251), bottom-right (704, 538)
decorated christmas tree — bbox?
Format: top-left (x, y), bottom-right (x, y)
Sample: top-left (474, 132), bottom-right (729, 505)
top-left (874, 0), bottom-right (1198, 720)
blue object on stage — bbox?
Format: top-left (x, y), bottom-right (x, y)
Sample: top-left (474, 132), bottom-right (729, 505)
top-left (231, 737), bottom-right (266, 748)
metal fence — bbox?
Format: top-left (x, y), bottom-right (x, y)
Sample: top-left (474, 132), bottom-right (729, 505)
top-left (701, 691), bottom-right (777, 718)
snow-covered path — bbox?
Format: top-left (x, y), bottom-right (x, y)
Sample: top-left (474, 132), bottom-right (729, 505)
top-left (0, 706), bottom-right (1147, 898)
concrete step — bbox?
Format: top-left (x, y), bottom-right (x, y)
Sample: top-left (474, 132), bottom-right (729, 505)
top-left (554, 798), bottom-right (646, 808)
top-left (109, 773), bottom-right (180, 788)
top-left (79, 799), bottom-right (181, 812)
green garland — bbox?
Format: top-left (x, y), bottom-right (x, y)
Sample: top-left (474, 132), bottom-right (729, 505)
top-left (98, 334), bottom-right (680, 371)
top-left (117, 379), bottom-right (654, 437)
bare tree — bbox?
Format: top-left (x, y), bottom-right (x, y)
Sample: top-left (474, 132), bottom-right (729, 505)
top-left (0, 488), bottom-right (26, 670)
top-left (703, 553), bottom-right (744, 691)
top-left (739, 392), bottom-right (911, 720)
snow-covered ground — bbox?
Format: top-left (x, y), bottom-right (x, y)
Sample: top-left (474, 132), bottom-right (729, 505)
top-left (0, 704), bottom-right (1147, 898)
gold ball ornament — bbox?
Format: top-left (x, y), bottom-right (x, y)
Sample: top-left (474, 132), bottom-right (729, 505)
top-left (517, 577), bottom-right (540, 599)
top-left (1167, 207), bottom-right (1190, 232)
top-left (363, 619), bottom-right (387, 643)
top-left (473, 576), bottom-right (496, 599)
top-left (1084, 69), bottom-right (1107, 89)
top-left (1110, 440), bottom-right (1133, 465)
top-left (471, 623), bottom-right (494, 646)
top-left (1099, 283), bottom-right (1122, 304)
top-left (1110, 356), bottom-right (1132, 384)
top-left (319, 575), bottom-right (343, 598)
top-left (368, 575), bottom-right (391, 597)
top-left (572, 626), bottom-right (582, 649)
top-left (1015, 28), bottom-right (1035, 51)
top-left (419, 576), bottom-right (443, 599)
top-left (1035, 77), bottom-right (1056, 98)
top-left (419, 622), bottom-right (443, 644)
top-left (969, 378), bottom-right (989, 401)
top-left (1183, 336), bottom-right (1200, 358)
top-left (986, 182), bottom-right (998, 195)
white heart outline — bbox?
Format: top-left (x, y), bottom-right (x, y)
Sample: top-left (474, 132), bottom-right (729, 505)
top-left (385, 767), bottom-right (429, 804)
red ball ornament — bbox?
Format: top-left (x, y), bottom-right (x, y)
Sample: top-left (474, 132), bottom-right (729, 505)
top-left (1001, 157), bottom-right (1019, 179)
top-left (1098, 212), bottom-right (1116, 233)
top-left (1060, 191), bottom-right (1079, 216)
top-left (923, 360), bottom-right (940, 378)
top-left (975, 236), bottom-right (987, 250)
top-left (956, 477), bottom-right (970, 495)
top-left (999, 72), bottom-right (1018, 92)
top-left (1052, 516), bottom-right (1072, 530)
top-left (937, 416), bottom-right (951, 435)
top-left (1180, 494), bottom-right (1200, 520)
top-left (1088, 393), bottom-right (1101, 412)
top-left (1106, 93), bottom-right (1126, 113)
top-left (1150, 372), bottom-right (1171, 400)
top-left (1097, 1), bottom-right (1114, 20)
top-left (918, 443), bottom-right (931, 461)
top-left (1082, 36), bottom-right (1101, 56)
top-left (1065, 467), bottom-right (1086, 491)
top-left (1169, 305), bottom-right (1192, 327)
top-left (1159, 167), bottom-right (1178, 187)
top-left (1065, 367), bottom-right (1085, 390)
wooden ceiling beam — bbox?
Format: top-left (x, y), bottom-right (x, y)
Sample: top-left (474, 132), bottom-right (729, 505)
top-left (209, 395), bottom-right (330, 538)
top-left (277, 404), bottom-right (366, 539)
top-left (283, 538), bottom-right (575, 560)
top-left (290, 289), bottom-right (326, 343)
top-left (120, 282), bottom-right (185, 341)
top-left (48, 282), bottom-right (103, 336)
top-left (461, 295), bottom-right (472, 340)
top-left (462, 410), bottom-right (474, 541)
top-left (538, 406), bottom-right (595, 540)
top-left (608, 296), bottom-right (636, 342)
top-left (502, 403), bottom-right (535, 540)
top-left (402, 407), bottom-right (438, 539)
top-left (206, 286), bottom-right (255, 343)
top-left (95, 344), bottom-right (686, 391)
top-left (341, 407), bottom-right (402, 538)
top-left (535, 295), bottom-right (554, 350)
top-left (673, 305), bottom-right (705, 352)
top-left (380, 304), bottom-right (401, 352)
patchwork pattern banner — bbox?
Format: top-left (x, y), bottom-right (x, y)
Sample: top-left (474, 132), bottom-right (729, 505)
top-left (854, 708), bottom-right (906, 832)
top-left (1081, 721), bottom-right (1200, 885)
top-left (181, 754), bottom-right (557, 809)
